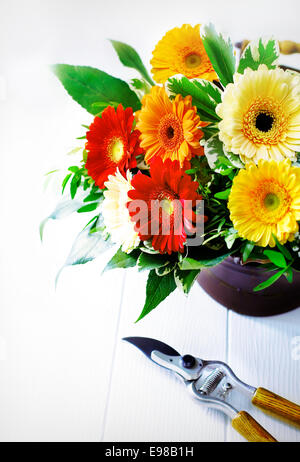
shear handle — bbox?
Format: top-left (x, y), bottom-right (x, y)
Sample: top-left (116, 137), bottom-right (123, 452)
top-left (252, 387), bottom-right (300, 426)
top-left (231, 411), bottom-right (277, 442)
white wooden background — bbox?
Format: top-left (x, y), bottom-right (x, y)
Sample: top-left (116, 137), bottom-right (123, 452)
top-left (0, 0), bottom-right (300, 442)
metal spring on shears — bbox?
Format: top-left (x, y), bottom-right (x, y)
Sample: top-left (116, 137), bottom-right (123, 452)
top-left (199, 368), bottom-right (224, 395)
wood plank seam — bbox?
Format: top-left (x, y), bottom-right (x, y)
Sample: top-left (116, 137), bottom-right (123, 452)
top-left (224, 308), bottom-right (230, 442)
top-left (100, 272), bottom-right (127, 441)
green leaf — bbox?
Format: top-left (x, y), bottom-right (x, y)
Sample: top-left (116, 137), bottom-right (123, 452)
top-left (168, 77), bottom-right (222, 122)
top-left (204, 135), bottom-right (244, 171)
top-left (217, 218), bottom-right (226, 233)
top-left (201, 124), bottom-right (218, 139)
top-left (140, 240), bottom-right (160, 254)
top-left (292, 152), bottom-right (300, 168)
top-left (52, 64), bottom-right (141, 115)
top-left (137, 252), bottom-right (170, 272)
top-left (110, 40), bottom-right (154, 86)
top-left (103, 247), bottom-right (139, 272)
top-left (45, 169), bottom-right (59, 176)
top-left (273, 235), bottom-right (293, 262)
top-left (83, 192), bottom-right (103, 203)
top-left (285, 267), bottom-right (293, 283)
top-left (92, 101), bottom-right (119, 108)
top-left (77, 202), bottom-right (100, 213)
top-left (238, 38), bottom-right (279, 74)
top-left (136, 270), bottom-right (176, 322)
top-left (155, 262), bottom-right (176, 276)
top-left (179, 252), bottom-right (231, 270)
top-left (214, 189), bottom-right (231, 200)
top-left (62, 173), bottom-right (72, 194)
top-left (242, 241), bottom-right (255, 262)
top-left (67, 147), bottom-right (84, 156)
top-left (83, 177), bottom-right (91, 190)
top-left (91, 101), bottom-right (119, 115)
top-left (223, 149), bottom-right (244, 169)
top-left (68, 166), bottom-right (80, 173)
top-left (82, 215), bottom-right (99, 230)
top-left (131, 78), bottom-right (151, 93)
top-left (224, 228), bottom-right (238, 249)
top-left (203, 135), bottom-right (223, 169)
top-left (70, 172), bottom-right (81, 199)
top-left (201, 23), bottom-right (236, 87)
top-left (39, 195), bottom-right (86, 241)
top-left (263, 249), bottom-right (287, 269)
top-left (253, 268), bottom-right (286, 292)
top-left (55, 217), bottom-right (113, 286)
top-left (174, 268), bottom-right (200, 294)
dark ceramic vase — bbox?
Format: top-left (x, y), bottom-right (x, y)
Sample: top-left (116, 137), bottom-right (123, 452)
top-left (197, 257), bottom-right (300, 317)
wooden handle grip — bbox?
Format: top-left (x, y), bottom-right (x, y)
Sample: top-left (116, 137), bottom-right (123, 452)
top-left (252, 387), bottom-right (300, 425)
top-left (232, 411), bottom-right (277, 442)
top-left (279, 40), bottom-right (300, 55)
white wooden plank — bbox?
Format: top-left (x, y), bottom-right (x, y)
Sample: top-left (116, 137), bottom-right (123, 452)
top-left (226, 309), bottom-right (300, 442)
top-left (0, 247), bottom-right (125, 442)
top-left (102, 270), bottom-right (229, 442)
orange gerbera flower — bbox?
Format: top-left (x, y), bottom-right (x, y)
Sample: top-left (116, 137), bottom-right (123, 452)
top-left (151, 24), bottom-right (217, 83)
top-left (136, 86), bottom-right (206, 165)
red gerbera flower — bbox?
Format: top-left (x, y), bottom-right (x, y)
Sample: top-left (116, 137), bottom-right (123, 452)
top-left (85, 104), bottom-right (143, 188)
top-left (127, 158), bottom-right (204, 254)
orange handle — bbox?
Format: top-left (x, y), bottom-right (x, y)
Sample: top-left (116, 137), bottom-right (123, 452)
top-left (252, 387), bottom-right (300, 426)
top-left (232, 411), bottom-right (277, 442)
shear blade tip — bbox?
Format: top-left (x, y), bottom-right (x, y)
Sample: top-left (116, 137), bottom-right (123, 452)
top-left (121, 336), bottom-right (180, 358)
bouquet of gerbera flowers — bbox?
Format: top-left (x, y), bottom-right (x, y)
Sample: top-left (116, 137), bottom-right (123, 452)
top-left (42, 23), bottom-right (300, 320)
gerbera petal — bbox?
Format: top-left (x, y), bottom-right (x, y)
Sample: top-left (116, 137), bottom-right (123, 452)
top-left (137, 86), bottom-right (204, 166)
top-left (150, 24), bottom-right (217, 83)
top-left (128, 158), bottom-right (204, 254)
top-left (228, 159), bottom-right (300, 247)
top-left (102, 170), bottom-right (140, 253)
top-left (217, 65), bottom-right (300, 164)
top-left (85, 105), bottom-right (143, 188)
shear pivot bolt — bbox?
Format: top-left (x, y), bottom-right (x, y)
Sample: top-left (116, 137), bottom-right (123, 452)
top-left (181, 355), bottom-right (196, 369)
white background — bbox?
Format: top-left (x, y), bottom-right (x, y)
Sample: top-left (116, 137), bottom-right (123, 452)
top-left (0, 0), bottom-right (300, 442)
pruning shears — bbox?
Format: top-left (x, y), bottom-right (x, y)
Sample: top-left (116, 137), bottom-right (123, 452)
top-left (124, 336), bottom-right (300, 442)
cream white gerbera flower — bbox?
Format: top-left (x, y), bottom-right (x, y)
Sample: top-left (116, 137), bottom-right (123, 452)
top-left (216, 64), bottom-right (300, 163)
top-left (102, 169), bottom-right (140, 253)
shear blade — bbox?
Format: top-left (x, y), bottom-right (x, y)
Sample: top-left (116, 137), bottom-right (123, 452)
top-left (123, 336), bottom-right (180, 360)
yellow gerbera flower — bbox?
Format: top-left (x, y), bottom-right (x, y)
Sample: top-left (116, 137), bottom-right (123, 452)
top-left (136, 86), bottom-right (206, 165)
top-left (150, 24), bottom-right (217, 83)
top-left (228, 159), bottom-right (300, 247)
top-left (216, 64), bottom-right (300, 164)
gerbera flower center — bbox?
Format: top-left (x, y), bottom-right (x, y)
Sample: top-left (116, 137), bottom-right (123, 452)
top-left (242, 97), bottom-right (288, 145)
top-left (166, 126), bottom-right (175, 139)
top-left (108, 137), bottom-right (125, 163)
top-left (185, 52), bottom-right (201, 69)
top-left (158, 113), bottom-right (184, 151)
top-left (255, 112), bottom-right (274, 133)
top-left (151, 190), bottom-right (178, 216)
top-left (251, 180), bottom-right (291, 224)
top-left (264, 193), bottom-right (280, 211)
top-left (161, 198), bottom-right (174, 215)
